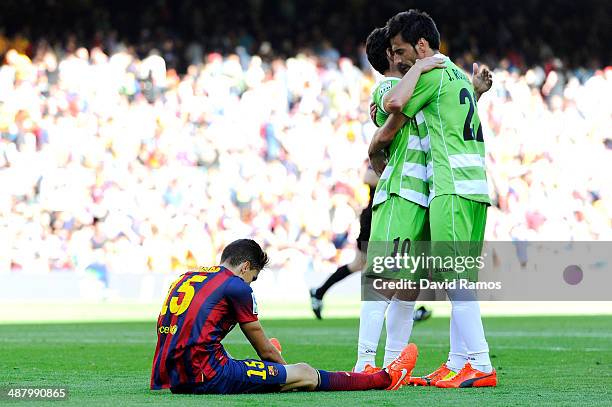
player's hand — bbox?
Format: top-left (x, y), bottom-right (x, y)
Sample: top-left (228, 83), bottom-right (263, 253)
top-left (369, 150), bottom-right (388, 176)
top-left (369, 102), bottom-right (378, 126)
top-left (414, 55), bottom-right (446, 73)
top-left (472, 62), bottom-right (493, 97)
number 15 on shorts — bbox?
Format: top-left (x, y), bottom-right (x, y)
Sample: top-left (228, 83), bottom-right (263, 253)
top-left (244, 361), bottom-right (267, 380)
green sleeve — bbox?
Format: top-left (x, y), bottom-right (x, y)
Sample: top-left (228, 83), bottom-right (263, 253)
top-left (401, 69), bottom-right (442, 118)
top-left (372, 78), bottom-right (399, 126)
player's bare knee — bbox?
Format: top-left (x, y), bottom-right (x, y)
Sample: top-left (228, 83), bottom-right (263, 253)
top-left (296, 363), bottom-right (318, 388)
top-left (295, 362), bottom-right (313, 374)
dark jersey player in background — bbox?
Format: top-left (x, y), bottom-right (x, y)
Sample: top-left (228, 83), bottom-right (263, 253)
top-left (151, 239), bottom-right (418, 394)
top-left (309, 165), bottom-right (378, 319)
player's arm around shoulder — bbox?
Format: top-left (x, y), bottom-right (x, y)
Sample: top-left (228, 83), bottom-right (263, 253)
top-left (384, 55), bottom-right (446, 114)
top-left (240, 320), bottom-right (286, 364)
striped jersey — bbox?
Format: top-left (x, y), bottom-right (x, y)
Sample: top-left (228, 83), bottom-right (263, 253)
top-left (150, 266), bottom-right (259, 390)
top-left (371, 77), bottom-right (430, 208)
top-left (401, 55), bottom-right (490, 204)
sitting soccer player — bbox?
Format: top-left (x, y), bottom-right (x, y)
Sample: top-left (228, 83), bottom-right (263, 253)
top-left (150, 239), bottom-right (418, 394)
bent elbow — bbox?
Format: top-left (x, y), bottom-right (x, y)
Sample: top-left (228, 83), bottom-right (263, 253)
top-left (384, 98), bottom-right (402, 113)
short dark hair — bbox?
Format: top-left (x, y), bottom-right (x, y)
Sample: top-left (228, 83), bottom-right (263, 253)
top-left (221, 239), bottom-right (269, 271)
top-left (387, 10), bottom-right (440, 50)
top-left (365, 26), bottom-right (390, 75)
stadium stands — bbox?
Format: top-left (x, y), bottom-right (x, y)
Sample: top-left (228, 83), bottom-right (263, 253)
top-left (1, 2), bottom-right (610, 276)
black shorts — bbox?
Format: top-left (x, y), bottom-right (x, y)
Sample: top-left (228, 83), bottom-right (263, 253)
top-left (356, 202), bottom-right (373, 252)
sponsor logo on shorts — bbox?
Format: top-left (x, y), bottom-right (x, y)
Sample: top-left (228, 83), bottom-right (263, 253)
top-left (268, 366), bottom-right (279, 377)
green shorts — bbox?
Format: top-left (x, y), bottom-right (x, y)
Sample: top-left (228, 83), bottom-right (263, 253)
top-left (364, 194), bottom-right (429, 281)
top-left (428, 195), bottom-right (488, 282)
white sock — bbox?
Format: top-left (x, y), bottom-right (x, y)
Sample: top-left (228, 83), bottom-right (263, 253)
top-left (383, 300), bottom-right (415, 367)
top-left (470, 353), bottom-right (493, 373)
top-left (447, 290), bottom-right (492, 373)
top-left (447, 312), bottom-right (468, 372)
top-left (354, 299), bottom-right (389, 372)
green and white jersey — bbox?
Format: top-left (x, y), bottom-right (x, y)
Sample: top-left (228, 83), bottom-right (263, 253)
top-left (402, 55), bottom-right (490, 205)
top-left (370, 77), bottom-right (430, 208)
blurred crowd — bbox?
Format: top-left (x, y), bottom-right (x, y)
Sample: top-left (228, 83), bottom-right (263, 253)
top-left (1, 0), bottom-right (609, 70)
top-left (1, 33), bottom-right (610, 275)
top-left (483, 64), bottom-right (611, 242)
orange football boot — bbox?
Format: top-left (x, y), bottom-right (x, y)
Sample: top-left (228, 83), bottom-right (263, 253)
top-left (362, 364), bottom-right (382, 374)
top-left (435, 363), bottom-right (497, 388)
top-left (386, 343), bottom-right (418, 390)
top-left (401, 373), bottom-right (415, 386)
top-left (409, 363), bottom-right (456, 386)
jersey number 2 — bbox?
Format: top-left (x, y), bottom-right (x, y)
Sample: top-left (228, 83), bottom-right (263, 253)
top-left (459, 88), bottom-right (483, 142)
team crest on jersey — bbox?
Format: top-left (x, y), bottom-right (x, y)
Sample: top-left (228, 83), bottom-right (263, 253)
top-left (379, 81), bottom-right (392, 96)
top-left (251, 293), bottom-right (259, 315)
top-left (268, 365), bottom-right (279, 376)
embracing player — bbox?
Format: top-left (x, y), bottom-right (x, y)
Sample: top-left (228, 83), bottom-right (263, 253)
top-left (151, 239), bottom-right (418, 394)
top-left (353, 26), bottom-right (446, 375)
top-left (357, 22), bottom-right (489, 376)
top-left (368, 10), bottom-right (496, 388)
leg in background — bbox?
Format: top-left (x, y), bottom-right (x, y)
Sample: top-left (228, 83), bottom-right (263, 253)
top-left (311, 250), bottom-right (365, 319)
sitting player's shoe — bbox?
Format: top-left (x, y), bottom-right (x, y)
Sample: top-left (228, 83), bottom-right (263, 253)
top-left (435, 363), bottom-right (497, 388)
top-left (385, 343), bottom-right (418, 390)
top-left (409, 363), bottom-right (455, 386)
top-left (413, 305), bottom-right (432, 322)
top-left (362, 364), bottom-right (382, 374)
top-left (309, 289), bottom-right (323, 319)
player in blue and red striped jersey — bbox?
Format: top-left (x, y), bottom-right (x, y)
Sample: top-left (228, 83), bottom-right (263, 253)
top-left (151, 239), bottom-right (418, 394)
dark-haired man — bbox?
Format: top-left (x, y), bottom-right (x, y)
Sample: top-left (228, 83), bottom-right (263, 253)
top-left (309, 28), bottom-right (441, 326)
top-left (151, 239), bottom-right (418, 394)
top-left (354, 26), bottom-right (445, 375)
top-left (368, 10), bottom-right (496, 388)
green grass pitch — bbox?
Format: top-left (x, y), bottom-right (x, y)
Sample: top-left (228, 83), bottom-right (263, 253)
top-left (1, 316), bottom-right (611, 406)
